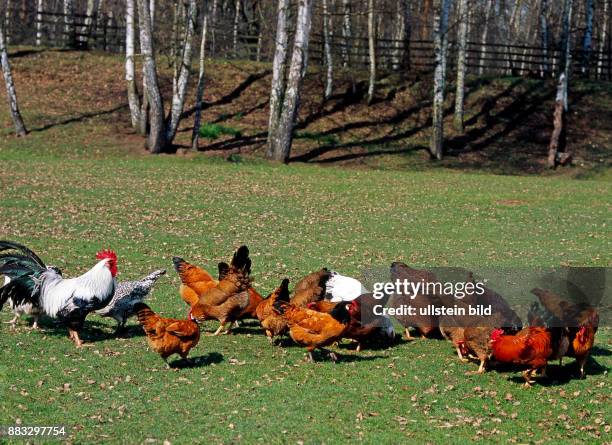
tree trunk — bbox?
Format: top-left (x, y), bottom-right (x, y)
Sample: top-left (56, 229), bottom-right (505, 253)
top-left (5, 0), bottom-right (10, 45)
top-left (430, 0), bottom-right (451, 160)
top-left (266, 0), bottom-right (290, 159)
top-left (64, 0), bottom-right (75, 48)
top-left (367, 0), bottom-right (376, 104)
top-left (322, 0), bottom-right (333, 100)
top-left (561, 0), bottom-right (574, 76)
top-left (210, 0), bottom-right (218, 57)
top-left (581, 0), bottom-right (594, 75)
top-left (547, 74), bottom-right (570, 168)
top-left (267, 0), bottom-right (313, 163)
top-left (233, 0), bottom-right (241, 55)
top-left (478, 0), bottom-right (493, 76)
top-left (191, 6), bottom-right (208, 150)
top-left (166, 0), bottom-right (197, 143)
top-left (597, 0), bottom-right (609, 78)
top-left (540, 0), bottom-right (549, 76)
top-left (393, 0), bottom-right (410, 70)
top-left (341, 0), bottom-right (351, 67)
top-left (136, 0), bottom-right (166, 153)
top-left (454, 0), bottom-right (468, 132)
top-left (0, 19), bottom-right (27, 136)
top-left (36, 0), bottom-right (43, 46)
top-left (125, 0), bottom-right (140, 129)
top-left (80, 0), bottom-right (98, 48)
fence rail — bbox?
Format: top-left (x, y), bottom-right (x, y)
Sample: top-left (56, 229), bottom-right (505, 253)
top-left (4, 8), bottom-right (612, 81)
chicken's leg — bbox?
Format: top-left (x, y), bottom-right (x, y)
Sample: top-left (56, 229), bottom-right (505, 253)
top-left (476, 359), bottom-right (486, 374)
top-left (404, 328), bottom-right (414, 341)
top-left (306, 350), bottom-right (315, 362)
top-left (209, 323), bottom-right (227, 336)
top-left (31, 315), bottom-right (39, 330)
top-left (68, 328), bottom-right (83, 348)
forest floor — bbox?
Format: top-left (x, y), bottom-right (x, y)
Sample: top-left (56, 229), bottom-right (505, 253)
top-left (0, 48), bottom-right (610, 444)
top-left (3, 47), bottom-right (611, 177)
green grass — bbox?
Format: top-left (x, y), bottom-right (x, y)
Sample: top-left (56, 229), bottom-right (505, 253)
top-left (199, 123), bottom-right (243, 140)
top-left (0, 125), bottom-right (610, 444)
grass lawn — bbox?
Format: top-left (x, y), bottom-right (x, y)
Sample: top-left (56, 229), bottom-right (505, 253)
top-left (0, 49), bottom-right (611, 444)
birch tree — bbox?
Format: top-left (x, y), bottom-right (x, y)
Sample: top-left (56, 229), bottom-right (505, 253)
top-left (192, 5), bottom-right (208, 150)
top-left (581, 0), bottom-right (594, 74)
top-left (136, 0), bottom-right (166, 153)
top-left (341, 0), bottom-right (351, 67)
top-left (233, 0), bottom-right (241, 55)
top-left (125, 0), bottom-right (140, 129)
top-left (454, 0), bottom-right (469, 132)
top-left (36, 0), bottom-right (43, 46)
top-left (367, 0), bottom-right (376, 104)
top-left (63, 0), bottom-right (75, 48)
top-left (430, 0), bottom-right (451, 160)
top-left (322, 0), bottom-right (333, 100)
top-left (597, 0), bottom-right (609, 78)
top-left (540, 0), bottom-right (549, 76)
top-left (0, 17), bottom-right (26, 136)
top-left (166, 0), bottom-right (197, 142)
top-left (478, 0), bottom-right (494, 76)
top-left (266, 0), bottom-right (289, 158)
top-left (392, 0), bottom-right (411, 70)
top-left (80, 0), bottom-right (98, 47)
top-left (267, 0), bottom-right (313, 162)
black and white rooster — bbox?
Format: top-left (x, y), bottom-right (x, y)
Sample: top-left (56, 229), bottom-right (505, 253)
top-left (0, 241), bottom-right (118, 347)
top-left (95, 269), bottom-right (166, 333)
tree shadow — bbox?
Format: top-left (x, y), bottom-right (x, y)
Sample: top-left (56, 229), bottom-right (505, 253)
top-left (30, 104), bottom-right (129, 132)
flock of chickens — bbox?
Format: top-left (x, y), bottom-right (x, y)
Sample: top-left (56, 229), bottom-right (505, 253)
top-left (0, 241), bottom-right (600, 387)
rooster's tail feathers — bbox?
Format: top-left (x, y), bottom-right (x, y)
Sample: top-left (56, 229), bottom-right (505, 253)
top-left (0, 241), bottom-right (47, 271)
top-left (273, 298), bottom-right (289, 315)
top-left (135, 302), bottom-right (156, 323)
top-left (278, 278), bottom-right (290, 302)
top-left (218, 262), bottom-right (230, 280)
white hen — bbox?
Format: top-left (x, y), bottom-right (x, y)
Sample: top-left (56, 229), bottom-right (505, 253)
top-left (325, 271), bottom-right (368, 302)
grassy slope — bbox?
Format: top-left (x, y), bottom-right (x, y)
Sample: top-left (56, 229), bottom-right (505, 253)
top-left (0, 50), bottom-right (610, 444)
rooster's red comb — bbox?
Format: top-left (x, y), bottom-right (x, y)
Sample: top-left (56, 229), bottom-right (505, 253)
top-left (96, 249), bottom-right (117, 262)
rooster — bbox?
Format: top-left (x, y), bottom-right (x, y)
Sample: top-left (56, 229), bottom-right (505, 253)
top-left (0, 241), bottom-right (117, 347)
top-left (490, 327), bottom-right (555, 387)
top-left (135, 303), bottom-right (200, 368)
top-left (95, 269), bottom-right (166, 333)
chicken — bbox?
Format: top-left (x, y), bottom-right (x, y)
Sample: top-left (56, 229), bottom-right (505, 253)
top-left (324, 271), bottom-right (367, 302)
top-left (0, 241), bottom-right (117, 347)
top-left (95, 269), bottom-right (166, 333)
top-left (387, 262), bottom-right (442, 339)
top-left (342, 294), bottom-right (396, 351)
top-left (256, 278), bottom-right (290, 343)
top-left (135, 303), bottom-right (200, 368)
top-left (273, 298), bottom-right (352, 362)
top-left (490, 327), bottom-right (554, 387)
top-left (2, 266), bottom-right (61, 329)
top-left (306, 300), bottom-right (337, 314)
top-left (469, 272), bottom-right (522, 332)
top-left (290, 268), bottom-right (331, 307)
top-left (457, 326), bottom-right (496, 373)
top-left (173, 256), bottom-right (218, 307)
top-left (191, 246), bottom-right (252, 335)
top-left (531, 288), bottom-right (599, 378)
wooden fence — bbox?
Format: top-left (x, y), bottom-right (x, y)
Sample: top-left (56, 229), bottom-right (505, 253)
top-left (5, 8), bottom-right (612, 81)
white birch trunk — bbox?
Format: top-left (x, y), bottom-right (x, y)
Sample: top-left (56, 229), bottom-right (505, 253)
top-left (454, 0), bottom-right (468, 132)
top-left (323, 0), bottom-right (333, 100)
top-left (581, 0), bottom-right (594, 74)
top-left (392, 0), bottom-right (410, 70)
top-left (4, 0), bottom-right (10, 45)
top-left (125, 0), bottom-right (140, 129)
top-left (136, 0), bottom-right (166, 153)
top-left (540, 0), bottom-right (549, 76)
top-left (266, 0), bottom-right (290, 158)
top-left (367, 0), bottom-right (376, 104)
top-left (166, 0), bottom-right (197, 143)
top-left (561, 0), bottom-right (574, 79)
top-left (211, 0), bottom-right (218, 57)
top-left (63, 0), bottom-right (75, 48)
top-left (430, 0), bottom-right (451, 160)
top-left (233, 0), bottom-right (241, 55)
top-left (0, 19), bottom-right (27, 136)
top-left (80, 0), bottom-right (98, 47)
top-left (597, 0), bottom-right (609, 78)
top-left (341, 0), bottom-right (351, 67)
top-left (268, 0), bottom-right (313, 162)
top-left (478, 0), bottom-right (493, 76)
top-left (36, 0), bottom-right (44, 46)
top-left (192, 8), bottom-right (208, 150)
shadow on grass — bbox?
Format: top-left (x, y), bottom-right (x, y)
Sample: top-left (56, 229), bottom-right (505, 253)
top-left (498, 356), bottom-right (609, 387)
top-left (170, 352), bottom-right (224, 369)
top-left (30, 104), bottom-right (129, 132)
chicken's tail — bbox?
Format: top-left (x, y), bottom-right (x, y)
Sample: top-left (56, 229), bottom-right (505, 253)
top-left (173, 256), bottom-right (215, 284)
top-left (230, 246), bottom-right (251, 275)
top-left (272, 282), bottom-right (291, 315)
top-left (0, 241), bottom-right (47, 310)
top-left (134, 303), bottom-right (159, 333)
